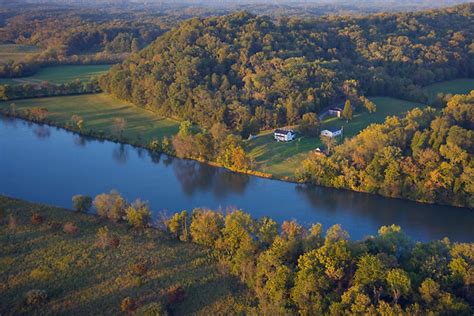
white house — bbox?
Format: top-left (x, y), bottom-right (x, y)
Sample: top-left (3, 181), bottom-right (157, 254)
top-left (321, 127), bottom-right (343, 138)
top-left (274, 129), bottom-right (296, 142)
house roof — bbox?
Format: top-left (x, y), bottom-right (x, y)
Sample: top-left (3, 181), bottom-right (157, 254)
top-left (274, 129), bottom-right (295, 135)
top-left (323, 127), bottom-right (342, 133)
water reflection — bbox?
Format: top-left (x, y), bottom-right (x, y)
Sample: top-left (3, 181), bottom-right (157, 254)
top-left (74, 135), bottom-right (87, 147)
top-left (112, 144), bottom-right (129, 164)
top-left (33, 125), bottom-right (51, 139)
top-left (1, 116), bottom-right (473, 242)
top-left (296, 184), bottom-right (474, 240)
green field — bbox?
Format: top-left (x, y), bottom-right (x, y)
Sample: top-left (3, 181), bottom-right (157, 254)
top-left (0, 94), bottom-right (179, 142)
top-left (0, 44), bottom-right (41, 63)
top-left (0, 64), bottom-right (111, 85)
top-left (0, 196), bottom-right (251, 315)
top-left (246, 97), bottom-right (424, 178)
top-left (423, 78), bottom-right (474, 103)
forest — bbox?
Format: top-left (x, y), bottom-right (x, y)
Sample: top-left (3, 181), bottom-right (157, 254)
top-left (1, 194), bottom-right (473, 314)
top-left (100, 4), bottom-right (474, 134)
top-left (0, 7), bottom-right (175, 77)
top-left (296, 91), bottom-right (474, 208)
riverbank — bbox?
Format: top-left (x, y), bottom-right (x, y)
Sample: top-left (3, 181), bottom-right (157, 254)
top-left (2, 195), bottom-right (473, 315)
top-left (2, 115), bottom-right (474, 243)
top-left (0, 195), bottom-right (251, 315)
top-left (0, 102), bottom-right (470, 210)
top-left (1, 89), bottom-right (472, 209)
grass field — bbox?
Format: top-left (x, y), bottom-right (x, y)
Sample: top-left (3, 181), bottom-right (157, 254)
top-left (0, 44), bottom-right (41, 63)
top-left (0, 196), bottom-right (251, 315)
top-left (0, 94), bottom-right (180, 142)
top-left (423, 78), bottom-right (474, 103)
top-left (0, 64), bottom-right (111, 85)
top-left (246, 97), bottom-right (424, 178)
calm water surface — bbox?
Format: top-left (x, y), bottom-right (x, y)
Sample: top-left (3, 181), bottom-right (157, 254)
top-left (1, 117), bottom-right (472, 242)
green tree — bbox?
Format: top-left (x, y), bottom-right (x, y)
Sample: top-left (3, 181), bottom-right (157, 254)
top-left (72, 194), bottom-right (92, 212)
top-left (386, 268), bottom-right (412, 303)
top-left (299, 112), bottom-right (320, 137)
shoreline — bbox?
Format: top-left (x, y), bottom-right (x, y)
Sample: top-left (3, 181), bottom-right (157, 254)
top-left (0, 111), bottom-right (471, 210)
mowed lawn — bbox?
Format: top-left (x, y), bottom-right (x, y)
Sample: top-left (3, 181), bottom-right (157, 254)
top-left (0, 93), bottom-right (179, 142)
top-left (0, 44), bottom-right (41, 63)
top-left (0, 64), bottom-right (111, 85)
top-left (423, 78), bottom-right (474, 103)
top-left (246, 97), bottom-right (424, 178)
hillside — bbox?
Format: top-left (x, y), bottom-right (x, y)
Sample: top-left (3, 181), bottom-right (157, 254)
top-left (0, 196), bottom-right (251, 315)
top-left (101, 4), bottom-right (474, 134)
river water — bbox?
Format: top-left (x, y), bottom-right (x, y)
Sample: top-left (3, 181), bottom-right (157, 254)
top-left (0, 117), bottom-right (472, 242)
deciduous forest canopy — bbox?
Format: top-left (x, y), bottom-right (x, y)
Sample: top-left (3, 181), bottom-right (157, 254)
top-left (101, 4), bottom-right (474, 133)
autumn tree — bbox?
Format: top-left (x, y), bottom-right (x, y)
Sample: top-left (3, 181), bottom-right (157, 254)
top-left (342, 100), bottom-right (353, 121)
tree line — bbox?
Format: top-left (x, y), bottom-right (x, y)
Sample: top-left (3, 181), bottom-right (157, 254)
top-left (72, 190), bottom-right (474, 315)
top-left (0, 79), bottom-right (101, 100)
top-left (101, 4), bottom-right (473, 135)
top-left (296, 91), bottom-right (474, 208)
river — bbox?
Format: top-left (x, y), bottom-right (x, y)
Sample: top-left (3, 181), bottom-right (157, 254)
top-left (0, 116), bottom-right (472, 242)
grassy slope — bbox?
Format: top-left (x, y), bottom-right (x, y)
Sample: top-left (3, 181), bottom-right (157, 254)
top-left (246, 97), bottom-right (424, 178)
top-left (0, 64), bottom-right (111, 85)
top-left (0, 44), bottom-right (41, 63)
top-left (0, 196), bottom-right (252, 315)
top-left (423, 78), bottom-right (474, 103)
top-left (0, 94), bottom-right (180, 142)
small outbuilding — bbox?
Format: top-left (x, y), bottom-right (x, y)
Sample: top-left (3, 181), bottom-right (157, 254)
top-left (274, 129), bottom-right (296, 142)
top-left (328, 107), bottom-right (343, 118)
top-left (321, 127), bottom-right (343, 138)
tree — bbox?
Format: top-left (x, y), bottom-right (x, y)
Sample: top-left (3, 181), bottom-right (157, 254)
top-left (360, 96), bottom-right (376, 113)
top-left (320, 135), bottom-right (337, 154)
top-left (167, 210), bottom-right (189, 241)
top-left (386, 268), bottom-right (411, 304)
top-left (72, 195), bottom-right (92, 212)
top-left (71, 114), bottom-right (83, 130)
top-left (299, 112), bottom-right (320, 137)
top-left (125, 199), bottom-right (151, 229)
top-left (93, 190), bottom-right (127, 222)
top-left (112, 117), bottom-right (126, 137)
top-left (342, 100), bottom-right (353, 121)
top-left (131, 38), bottom-right (140, 53)
top-left (190, 209), bottom-right (224, 246)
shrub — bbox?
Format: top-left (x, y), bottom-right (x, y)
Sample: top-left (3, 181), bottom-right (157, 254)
top-left (109, 236), bottom-right (120, 248)
top-left (136, 302), bottom-right (167, 316)
top-left (72, 195), bottom-right (92, 212)
top-left (48, 221), bottom-right (62, 230)
top-left (63, 222), bottom-right (79, 234)
top-left (132, 262), bottom-right (148, 276)
top-left (166, 285), bottom-right (186, 306)
top-left (125, 199), bottom-right (151, 229)
top-left (93, 190), bottom-right (127, 222)
top-left (31, 213), bottom-right (43, 225)
top-left (24, 289), bottom-right (48, 306)
top-left (8, 214), bottom-right (17, 232)
top-left (96, 226), bottom-right (110, 249)
top-left (30, 267), bottom-right (53, 281)
top-left (121, 297), bottom-right (137, 313)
